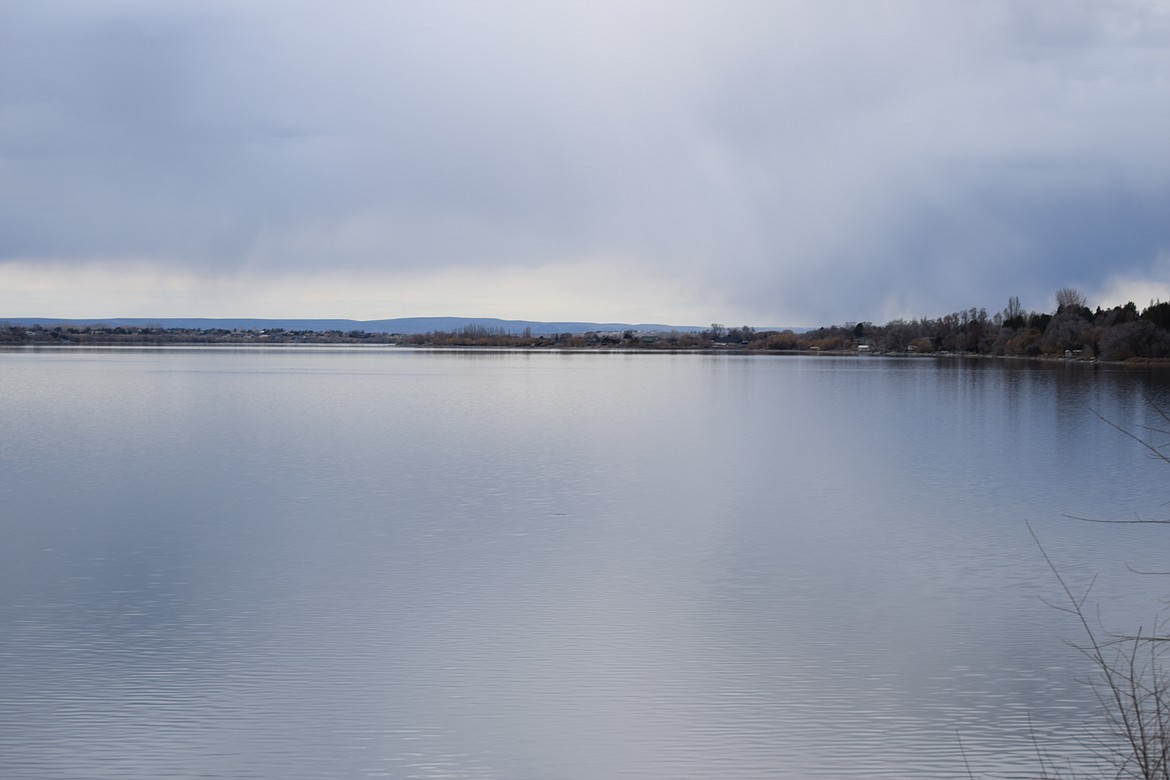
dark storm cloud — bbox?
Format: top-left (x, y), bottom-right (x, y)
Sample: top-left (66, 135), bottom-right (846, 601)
top-left (2, 1), bottom-right (1168, 323)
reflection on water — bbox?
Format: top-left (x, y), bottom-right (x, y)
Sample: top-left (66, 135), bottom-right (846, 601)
top-left (3, 349), bottom-right (1170, 778)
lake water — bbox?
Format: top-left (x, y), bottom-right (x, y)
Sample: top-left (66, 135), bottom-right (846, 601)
top-left (3, 348), bottom-right (1170, 779)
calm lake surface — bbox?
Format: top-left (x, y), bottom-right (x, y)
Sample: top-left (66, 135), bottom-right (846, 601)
top-left (3, 347), bottom-right (1170, 779)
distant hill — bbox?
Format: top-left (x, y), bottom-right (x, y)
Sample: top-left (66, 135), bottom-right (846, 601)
top-left (2, 316), bottom-right (728, 335)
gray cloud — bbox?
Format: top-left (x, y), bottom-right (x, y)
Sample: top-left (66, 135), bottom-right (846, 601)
top-left (2, 0), bottom-right (1168, 324)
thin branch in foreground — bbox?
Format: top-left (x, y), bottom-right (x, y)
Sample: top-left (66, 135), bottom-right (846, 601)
top-left (957, 729), bottom-right (976, 780)
top-left (1092, 407), bottom-right (1170, 466)
top-left (1028, 521), bottom-right (1170, 779)
top-left (1128, 563), bottom-right (1170, 577)
top-left (1065, 514), bottom-right (1170, 526)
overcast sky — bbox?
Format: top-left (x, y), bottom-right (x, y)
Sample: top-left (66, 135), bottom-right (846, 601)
top-left (2, 1), bottom-right (1168, 327)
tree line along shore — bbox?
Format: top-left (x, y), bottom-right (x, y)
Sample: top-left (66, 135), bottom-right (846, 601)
top-left (4, 289), bottom-right (1170, 362)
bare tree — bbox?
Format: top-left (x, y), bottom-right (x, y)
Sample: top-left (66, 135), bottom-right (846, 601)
top-left (1032, 523), bottom-right (1170, 779)
top-left (1056, 288), bottom-right (1089, 313)
top-left (1005, 296), bottom-right (1024, 322)
top-left (1030, 402), bottom-right (1170, 778)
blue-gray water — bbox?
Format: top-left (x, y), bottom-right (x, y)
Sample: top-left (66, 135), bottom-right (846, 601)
top-left (3, 348), bottom-right (1170, 779)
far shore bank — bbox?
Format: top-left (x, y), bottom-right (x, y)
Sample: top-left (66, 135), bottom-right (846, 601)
top-left (7, 294), bottom-right (1170, 362)
top-left (5, 338), bottom-right (1170, 369)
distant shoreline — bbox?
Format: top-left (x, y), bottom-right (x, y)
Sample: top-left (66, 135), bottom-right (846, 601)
top-left (5, 339), bottom-right (1168, 369)
top-left (7, 296), bottom-right (1170, 363)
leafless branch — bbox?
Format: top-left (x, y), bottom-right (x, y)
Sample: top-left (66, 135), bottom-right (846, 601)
top-left (1029, 521), bottom-right (1170, 778)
